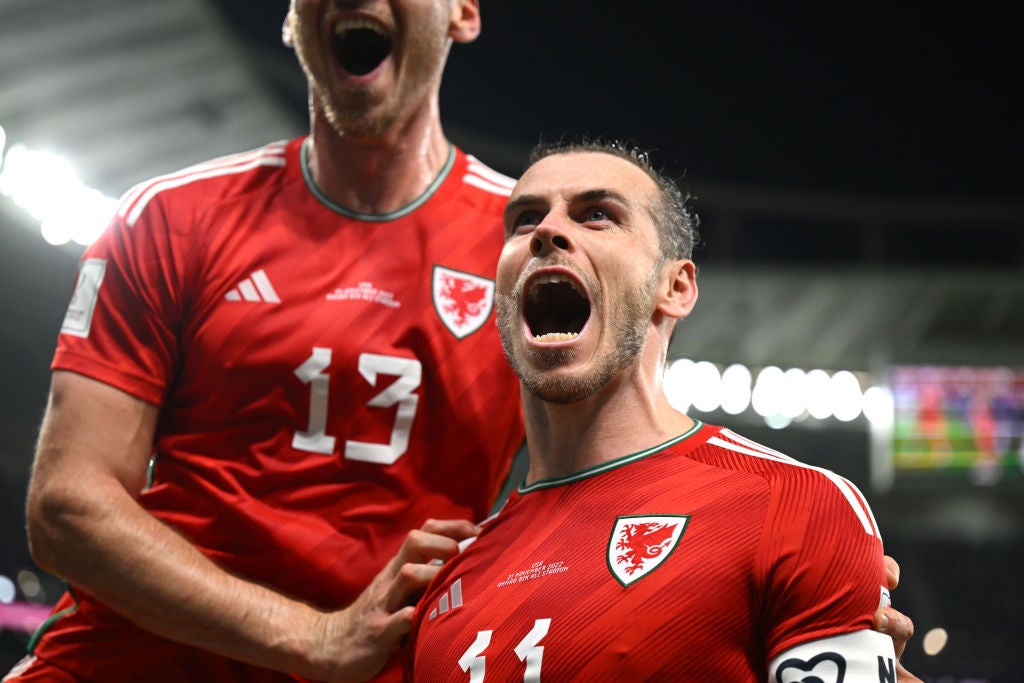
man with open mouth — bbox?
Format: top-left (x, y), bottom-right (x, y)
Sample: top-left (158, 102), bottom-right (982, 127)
top-left (408, 139), bottom-right (918, 682)
top-left (9, 2), bottom-right (919, 682)
top-left (13, 2), bottom-right (519, 683)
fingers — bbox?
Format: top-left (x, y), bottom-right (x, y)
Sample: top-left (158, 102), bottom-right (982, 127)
top-left (381, 519), bottom-right (479, 612)
top-left (378, 604), bottom-right (417, 643)
top-left (873, 605), bottom-right (914, 659)
top-left (418, 518), bottom-right (481, 542)
top-left (384, 558), bottom-right (444, 611)
top-left (883, 554), bottom-right (901, 591)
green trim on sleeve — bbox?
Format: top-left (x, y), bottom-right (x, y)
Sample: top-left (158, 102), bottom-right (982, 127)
top-left (26, 588), bottom-right (79, 654)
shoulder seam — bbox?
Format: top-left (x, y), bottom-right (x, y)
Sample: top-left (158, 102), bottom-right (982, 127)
top-left (118, 141), bottom-right (289, 228)
top-left (709, 430), bottom-right (881, 538)
top-left (463, 154), bottom-right (517, 197)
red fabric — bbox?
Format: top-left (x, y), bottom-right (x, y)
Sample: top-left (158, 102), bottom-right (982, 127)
top-left (409, 422), bottom-right (886, 681)
top-left (31, 139), bottom-right (524, 682)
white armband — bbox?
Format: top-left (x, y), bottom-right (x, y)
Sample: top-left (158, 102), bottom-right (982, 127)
top-left (769, 629), bottom-right (898, 683)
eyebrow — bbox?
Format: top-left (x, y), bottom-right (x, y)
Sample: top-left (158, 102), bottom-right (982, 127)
top-left (502, 188), bottom-right (632, 224)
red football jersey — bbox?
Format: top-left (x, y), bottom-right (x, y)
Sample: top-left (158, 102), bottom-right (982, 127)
top-left (409, 422), bottom-right (896, 682)
top-left (28, 139), bottom-right (525, 682)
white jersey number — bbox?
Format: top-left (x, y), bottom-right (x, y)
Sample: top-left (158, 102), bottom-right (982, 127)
top-left (457, 619), bottom-right (551, 682)
top-left (292, 349), bottom-right (422, 464)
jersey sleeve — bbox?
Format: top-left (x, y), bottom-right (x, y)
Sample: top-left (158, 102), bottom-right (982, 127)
top-left (756, 466), bottom-right (891, 667)
top-left (52, 192), bottom-right (188, 405)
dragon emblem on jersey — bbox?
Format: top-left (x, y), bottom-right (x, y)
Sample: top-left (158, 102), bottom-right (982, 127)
top-left (432, 265), bottom-right (495, 339)
top-left (608, 514), bottom-right (689, 586)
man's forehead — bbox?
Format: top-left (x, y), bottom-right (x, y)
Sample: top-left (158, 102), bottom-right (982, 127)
top-left (511, 151), bottom-right (657, 203)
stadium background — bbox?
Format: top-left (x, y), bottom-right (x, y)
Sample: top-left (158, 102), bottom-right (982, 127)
top-left (0, 1), bottom-right (1021, 680)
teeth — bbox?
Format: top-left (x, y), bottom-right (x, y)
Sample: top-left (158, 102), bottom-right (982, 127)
top-left (528, 273), bottom-right (583, 299)
top-left (334, 18), bottom-right (387, 36)
top-left (534, 332), bottom-right (579, 342)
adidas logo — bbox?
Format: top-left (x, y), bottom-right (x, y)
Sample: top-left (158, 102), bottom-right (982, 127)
top-left (428, 577), bottom-right (463, 621)
top-left (224, 269), bottom-right (280, 303)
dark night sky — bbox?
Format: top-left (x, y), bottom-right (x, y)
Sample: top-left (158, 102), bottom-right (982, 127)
top-left (216, 2), bottom-right (1023, 199)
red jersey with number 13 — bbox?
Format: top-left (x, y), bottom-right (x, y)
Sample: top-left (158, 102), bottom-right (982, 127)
top-left (34, 138), bottom-right (524, 682)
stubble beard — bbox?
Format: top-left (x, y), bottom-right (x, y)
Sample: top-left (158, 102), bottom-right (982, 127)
top-left (322, 92), bottom-right (396, 139)
top-left (295, 15), bottom-right (447, 141)
top-left (497, 278), bottom-right (655, 405)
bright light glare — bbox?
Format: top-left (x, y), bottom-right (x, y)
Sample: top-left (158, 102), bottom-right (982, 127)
top-left (779, 367), bottom-right (808, 419)
top-left (752, 366), bottom-right (784, 417)
top-left (830, 370), bottom-right (864, 421)
top-left (922, 627), bottom-right (949, 656)
top-left (0, 143), bottom-right (116, 246)
top-left (41, 188), bottom-right (118, 246)
top-left (665, 359), bottom-right (875, 424)
top-left (720, 364), bottom-right (752, 414)
top-left (804, 369), bottom-right (833, 419)
top-left (0, 575), bottom-right (14, 604)
top-left (690, 361), bottom-right (723, 413)
top-left (664, 358), bottom-right (694, 413)
top-left (862, 385), bottom-right (894, 425)
top-left (764, 413), bottom-right (792, 430)
top-left (16, 570), bottom-right (41, 599)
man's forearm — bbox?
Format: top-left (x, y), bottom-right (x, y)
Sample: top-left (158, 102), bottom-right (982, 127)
top-left (29, 475), bottom-right (326, 677)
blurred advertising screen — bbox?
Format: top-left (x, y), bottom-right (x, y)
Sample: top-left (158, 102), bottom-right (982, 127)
top-left (890, 365), bottom-right (1024, 486)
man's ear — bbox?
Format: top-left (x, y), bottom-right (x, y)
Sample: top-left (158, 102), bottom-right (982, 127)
top-left (449, 0), bottom-right (482, 44)
top-left (655, 259), bottom-right (698, 320)
top-left (281, 12), bottom-right (294, 47)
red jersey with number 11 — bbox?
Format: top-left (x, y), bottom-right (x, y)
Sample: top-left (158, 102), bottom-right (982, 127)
top-left (410, 422), bottom-right (895, 682)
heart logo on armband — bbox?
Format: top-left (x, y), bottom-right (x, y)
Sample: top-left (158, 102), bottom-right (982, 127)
top-left (775, 652), bottom-right (846, 683)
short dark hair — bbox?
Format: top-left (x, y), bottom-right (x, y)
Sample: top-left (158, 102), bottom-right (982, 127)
top-left (527, 138), bottom-right (699, 261)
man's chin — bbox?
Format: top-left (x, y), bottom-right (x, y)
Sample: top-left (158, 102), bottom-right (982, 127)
top-left (521, 375), bottom-right (605, 405)
top-left (516, 361), bottom-right (611, 406)
top-left (324, 98), bottom-right (396, 139)
top-left (523, 345), bottom-right (576, 370)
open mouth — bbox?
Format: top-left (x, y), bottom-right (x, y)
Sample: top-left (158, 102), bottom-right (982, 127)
top-left (525, 273), bottom-right (591, 343)
top-left (333, 20), bottom-right (392, 76)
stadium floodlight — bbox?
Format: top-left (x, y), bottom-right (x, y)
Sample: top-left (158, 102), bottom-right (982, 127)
top-left (720, 363), bottom-right (752, 415)
top-left (0, 574), bottom-right (14, 604)
top-left (862, 385), bottom-right (894, 426)
top-left (779, 367), bottom-right (808, 419)
top-left (804, 369), bottom-right (833, 420)
top-left (830, 370), bottom-right (864, 422)
top-left (0, 142), bottom-right (116, 246)
top-left (690, 360), bottom-right (723, 413)
top-left (751, 365), bottom-right (784, 417)
top-left (664, 358), bottom-right (695, 413)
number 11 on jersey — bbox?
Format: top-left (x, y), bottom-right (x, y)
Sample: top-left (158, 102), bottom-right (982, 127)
top-left (457, 619), bottom-right (551, 682)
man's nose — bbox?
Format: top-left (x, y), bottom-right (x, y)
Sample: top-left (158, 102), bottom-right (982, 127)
top-left (531, 221), bottom-right (572, 257)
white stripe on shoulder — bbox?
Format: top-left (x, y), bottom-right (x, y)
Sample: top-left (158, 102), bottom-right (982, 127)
top-left (707, 433), bottom-right (880, 537)
top-left (719, 428), bottom-right (797, 462)
top-left (119, 142), bottom-right (288, 227)
top-left (463, 172), bottom-right (513, 197)
top-left (119, 142), bottom-right (286, 211)
top-left (465, 155), bottom-right (518, 188)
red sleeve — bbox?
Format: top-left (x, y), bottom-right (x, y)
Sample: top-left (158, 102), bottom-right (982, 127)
top-left (52, 193), bottom-right (188, 405)
top-left (757, 465), bottom-right (887, 662)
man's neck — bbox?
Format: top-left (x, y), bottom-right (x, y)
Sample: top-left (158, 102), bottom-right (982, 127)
top-left (305, 110), bottom-right (451, 215)
top-left (521, 368), bottom-right (695, 485)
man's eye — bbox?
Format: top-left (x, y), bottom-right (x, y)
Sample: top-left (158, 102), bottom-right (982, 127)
top-left (583, 208), bottom-right (609, 222)
top-left (512, 210), bottom-right (542, 231)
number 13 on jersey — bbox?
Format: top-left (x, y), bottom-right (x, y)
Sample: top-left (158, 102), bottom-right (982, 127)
top-left (291, 347), bottom-right (422, 464)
